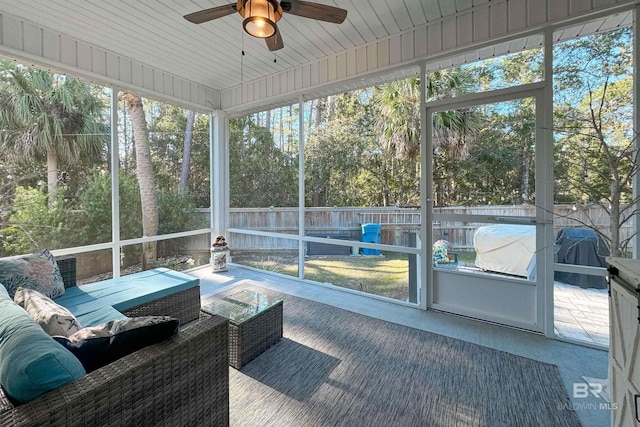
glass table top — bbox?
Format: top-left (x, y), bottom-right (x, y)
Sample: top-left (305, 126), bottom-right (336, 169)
top-left (201, 289), bottom-right (282, 325)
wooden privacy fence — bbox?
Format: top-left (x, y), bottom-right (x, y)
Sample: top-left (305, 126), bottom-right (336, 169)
top-left (226, 204), bottom-right (633, 251)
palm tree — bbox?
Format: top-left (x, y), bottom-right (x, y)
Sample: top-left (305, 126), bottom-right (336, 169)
top-left (374, 69), bottom-right (478, 162)
top-left (0, 61), bottom-right (107, 200)
top-left (373, 70), bottom-right (480, 205)
top-left (179, 110), bottom-right (196, 194)
top-left (122, 92), bottom-right (159, 269)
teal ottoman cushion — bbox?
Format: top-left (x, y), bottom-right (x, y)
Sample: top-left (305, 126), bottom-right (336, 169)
top-left (0, 284), bottom-right (85, 403)
top-left (55, 268), bottom-right (199, 321)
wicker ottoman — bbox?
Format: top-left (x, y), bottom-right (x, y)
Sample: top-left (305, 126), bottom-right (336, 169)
top-left (202, 289), bottom-right (283, 369)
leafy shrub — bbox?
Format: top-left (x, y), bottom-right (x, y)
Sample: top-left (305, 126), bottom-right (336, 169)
top-left (76, 172), bottom-right (142, 243)
top-left (0, 171), bottom-right (204, 259)
top-left (158, 190), bottom-right (200, 235)
top-left (0, 186), bottom-right (70, 255)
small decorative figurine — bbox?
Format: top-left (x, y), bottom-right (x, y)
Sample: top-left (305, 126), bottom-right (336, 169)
top-left (211, 235), bottom-right (230, 272)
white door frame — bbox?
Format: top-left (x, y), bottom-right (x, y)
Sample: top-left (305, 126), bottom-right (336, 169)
top-left (423, 82), bottom-right (553, 333)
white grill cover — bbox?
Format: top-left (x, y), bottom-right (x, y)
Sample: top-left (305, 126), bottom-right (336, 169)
top-left (473, 224), bottom-right (536, 278)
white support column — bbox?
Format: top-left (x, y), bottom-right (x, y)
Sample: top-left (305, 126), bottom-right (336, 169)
top-left (110, 87), bottom-right (121, 278)
top-left (298, 96), bottom-right (306, 280)
top-left (420, 62), bottom-right (431, 310)
top-left (542, 28), bottom-right (555, 338)
top-left (633, 5), bottom-right (640, 259)
top-left (211, 111), bottom-right (228, 238)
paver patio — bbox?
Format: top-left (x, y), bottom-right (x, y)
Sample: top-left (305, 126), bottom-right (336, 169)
top-left (554, 282), bottom-right (609, 347)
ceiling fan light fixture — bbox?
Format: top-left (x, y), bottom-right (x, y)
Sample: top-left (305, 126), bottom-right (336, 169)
top-left (238, 0), bottom-right (283, 38)
top-left (243, 16), bottom-right (276, 38)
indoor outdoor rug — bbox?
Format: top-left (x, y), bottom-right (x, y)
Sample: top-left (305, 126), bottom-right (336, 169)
top-left (221, 284), bottom-right (581, 427)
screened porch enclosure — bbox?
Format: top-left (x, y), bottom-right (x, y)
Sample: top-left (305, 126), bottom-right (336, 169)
top-left (0, 1), bottom-right (637, 349)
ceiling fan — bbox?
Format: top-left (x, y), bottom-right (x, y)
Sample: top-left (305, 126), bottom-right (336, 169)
top-left (184, 0), bottom-right (348, 51)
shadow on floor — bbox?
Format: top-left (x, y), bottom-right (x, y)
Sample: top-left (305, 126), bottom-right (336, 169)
top-left (235, 338), bottom-right (341, 402)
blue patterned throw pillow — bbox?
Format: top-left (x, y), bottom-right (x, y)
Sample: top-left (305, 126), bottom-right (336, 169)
top-left (0, 249), bottom-right (65, 299)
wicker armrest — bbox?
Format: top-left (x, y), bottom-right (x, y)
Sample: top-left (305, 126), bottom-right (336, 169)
top-left (56, 257), bottom-right (77, 289)
top-left (0, 316), bottom-right (230, 427)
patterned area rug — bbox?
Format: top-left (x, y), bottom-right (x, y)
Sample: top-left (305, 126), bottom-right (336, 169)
top-left (219, 284), bottom-right (581, 427)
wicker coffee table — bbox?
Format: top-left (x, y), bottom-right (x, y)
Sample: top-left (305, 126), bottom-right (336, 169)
top-left (202, 289), bottom-right (283, 369)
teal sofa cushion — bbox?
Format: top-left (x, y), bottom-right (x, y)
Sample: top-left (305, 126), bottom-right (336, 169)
top-left (0, 284), bottom-right (86, 404)
top-left (54, 268), bottom-right (198, 325)
top-left (75, 305), bottom-right (128, 328)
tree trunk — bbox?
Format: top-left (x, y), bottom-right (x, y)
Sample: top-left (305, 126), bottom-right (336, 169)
top-left (265, 110), bottom-right (271, 130)
top-left (123, 92), bottom-right (159, 270)
top-left (610, 182), bottom-right (622, 257)
top-left (312, 190), bottom-right (323, 207)
top-left (122, 102), bottom-right (129, 172)
top-left (46, 148), bottom-right (58, 201)
top-left (179, 110), bottom-right (195, 194)
top-left (306, 100), bottom-right (315, 137)
top-left (327, 96), bottom-right (335, 117)
top-left (314, 99), bottom-right (324, 129)
top-left (279, 107), bottom-right (284, 150)
top-left (521, 149), bottom-right (530, 201)
top-left (288, 105), bottom-right (293, 151)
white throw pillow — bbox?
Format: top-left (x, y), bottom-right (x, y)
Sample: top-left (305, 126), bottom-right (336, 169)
top-left (65, 316), bottom-right (177, 341)
top-left (13, 287), bottom-right (82, 337)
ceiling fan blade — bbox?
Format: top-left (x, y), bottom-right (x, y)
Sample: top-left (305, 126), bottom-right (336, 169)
top-left (281, 1), bottom-right (347, 24)
top-left (184, 4), bottom-right (237, 24)
top-left (266, 26), bottom-right (285, 51)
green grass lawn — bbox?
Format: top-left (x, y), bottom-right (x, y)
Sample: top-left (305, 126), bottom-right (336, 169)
top-left (232, 249), bottom-right (478, 302)
top-left (294, 254), bottom-right (409, 300)
top-left (454, 250), bottom-right (476, 264)
top-left (233, 250), bottom-right (411, 301)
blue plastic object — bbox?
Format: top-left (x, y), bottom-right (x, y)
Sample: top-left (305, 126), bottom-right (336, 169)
top-left (361, 223), bottom-right (382, 255)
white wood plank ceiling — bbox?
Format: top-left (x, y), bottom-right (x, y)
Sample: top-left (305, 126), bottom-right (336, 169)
top-left (0, 0), bottom-right (634, 113)
top-left (0, 0), bottom-right (504, 92)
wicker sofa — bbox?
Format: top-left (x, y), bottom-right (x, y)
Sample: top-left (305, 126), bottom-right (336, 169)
top-left (0, 258), bottom-right (230, 427)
